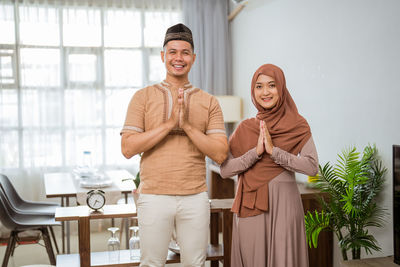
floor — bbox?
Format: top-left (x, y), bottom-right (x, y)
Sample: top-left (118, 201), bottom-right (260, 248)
top-left (340, 256), bottom-right (397, 267)
top-left (0, 219), bottom-right (215, 267)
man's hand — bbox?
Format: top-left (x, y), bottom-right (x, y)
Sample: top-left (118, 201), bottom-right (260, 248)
top-left (178, 88), bottom-right (190, 129)
top-left (168, 93), bottom-right (181, 130)
top-left (261, 120), bottom-right (274, 155)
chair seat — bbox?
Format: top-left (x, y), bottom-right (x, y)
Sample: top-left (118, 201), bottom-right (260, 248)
top-left (11, 215), bottom-right (60, 230)
top-left (16, 202), bottom-right (59, 216)
top-left (1, 174), bottom-right (59, 266)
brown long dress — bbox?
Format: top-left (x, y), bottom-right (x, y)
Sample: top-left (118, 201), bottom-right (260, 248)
top-left (220, 137), bottom-right (318, 267)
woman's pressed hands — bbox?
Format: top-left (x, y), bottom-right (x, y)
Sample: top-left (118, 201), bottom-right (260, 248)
top-left (261, 120), bottom-right (274, 155)
top-left (256, 120), bottom-right (265, 156)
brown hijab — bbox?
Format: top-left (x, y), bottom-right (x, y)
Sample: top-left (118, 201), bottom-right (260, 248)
top-left (229, 64), bottom-right (311, 213)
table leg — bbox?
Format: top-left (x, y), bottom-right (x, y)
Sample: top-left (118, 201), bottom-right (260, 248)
top-left (222, 210), bottom-right (233, 267)
top-left (78, 216), bottom-right (91, 267)
top-left (124, 192), bottom-right (129, 249)
top-left (210, 213), bottom-right (219, 267)
top-left (61, 196), bottom-right (65, 254)
top-left (66, 196), bottom-right (71, 254)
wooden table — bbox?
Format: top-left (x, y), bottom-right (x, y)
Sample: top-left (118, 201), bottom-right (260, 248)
top-left (55, 199), bottom-right (233, 267)
top-left (208, 164), bottom-right (333, 267)
top-left (44, 170), bottom-right (135, 253)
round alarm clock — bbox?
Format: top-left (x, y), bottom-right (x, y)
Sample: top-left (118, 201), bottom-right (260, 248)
top-left (86, 189), bottom-right (106, 211)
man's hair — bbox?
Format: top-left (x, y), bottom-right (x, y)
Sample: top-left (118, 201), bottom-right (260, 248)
top-left (163, 23), bottom-right (194, 51)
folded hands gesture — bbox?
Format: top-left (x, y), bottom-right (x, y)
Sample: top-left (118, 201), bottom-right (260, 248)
top-left (177, 88), bottom-right (187, 129)
top-left (169, 88), bottom-right (188, 130)
top-left (256, 120), bottom-right (274, 156)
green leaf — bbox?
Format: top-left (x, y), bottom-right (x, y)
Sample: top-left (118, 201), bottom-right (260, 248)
top-left (305, 210), bottom-right (330, 248)
top-left (134, 171), bottom-right (140, 188)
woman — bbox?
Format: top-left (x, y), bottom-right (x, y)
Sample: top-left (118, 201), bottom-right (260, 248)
top-left (220, 63), bottom-right (318, 267)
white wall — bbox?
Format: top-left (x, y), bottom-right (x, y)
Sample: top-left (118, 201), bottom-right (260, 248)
top-left (230, 0), bottom-right (400, 265)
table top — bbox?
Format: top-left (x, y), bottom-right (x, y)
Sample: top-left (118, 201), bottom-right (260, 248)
top-left (55, 199), bottom-right (234, 222)
top-left (44, 169), bottom-right (136, 198)
top-left (55, 204), bottom-right (137, 221)
top-left (209, 198), bottom-right (233, 211)
top-left (297, 182), bottom-right (326, 199)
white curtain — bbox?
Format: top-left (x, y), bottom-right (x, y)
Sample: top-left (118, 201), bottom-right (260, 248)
top-left (183, 0), bottom-right (231, 95)
top-left (0, 0), bottom-right (182, 203)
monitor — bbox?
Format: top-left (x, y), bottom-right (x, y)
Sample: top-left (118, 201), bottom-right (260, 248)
top-left (393, 145), bottom-right (400, 264)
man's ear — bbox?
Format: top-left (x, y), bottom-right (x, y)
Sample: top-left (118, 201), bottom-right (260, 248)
top-left (161, 50), bottom-right (165, 63)
top-left (192, 53), bottom-right (196, 64)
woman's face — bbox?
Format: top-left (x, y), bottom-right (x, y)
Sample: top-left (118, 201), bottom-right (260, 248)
top-left (254, 74), bottom-right (279, 109)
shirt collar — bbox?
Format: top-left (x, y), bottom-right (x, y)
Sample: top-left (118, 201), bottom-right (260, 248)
top-left (161, 80), bottom-right (193, 90)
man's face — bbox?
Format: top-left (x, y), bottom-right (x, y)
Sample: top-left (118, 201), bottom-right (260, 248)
top-left (161, 40), bottom-right (196, 80)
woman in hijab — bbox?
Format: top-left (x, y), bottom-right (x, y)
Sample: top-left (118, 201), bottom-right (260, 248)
top-left (220, 63), bottom-right (318, 267)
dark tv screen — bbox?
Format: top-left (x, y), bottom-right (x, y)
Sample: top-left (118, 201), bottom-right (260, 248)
top-left (393, 145), bottom-right (400, 264)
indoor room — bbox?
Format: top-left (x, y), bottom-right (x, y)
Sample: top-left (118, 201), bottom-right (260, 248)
top-left (0, 0), bottom-right (399, 267)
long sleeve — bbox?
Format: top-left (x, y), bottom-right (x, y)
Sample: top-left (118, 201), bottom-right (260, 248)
top-left (220, 147), bottom-right (261, 178)
top-left (270, 136), bottom-right (318, 176)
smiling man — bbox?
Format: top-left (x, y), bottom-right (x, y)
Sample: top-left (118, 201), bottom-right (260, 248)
top-left (120, 23), bottom-right (228, 267)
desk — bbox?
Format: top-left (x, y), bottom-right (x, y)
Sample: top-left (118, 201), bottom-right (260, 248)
top-left (208, 165), bottom-right (333, 267)
top-left (44, 170), bottom-right (135, 253)
top-left (55, 199), bottom-right (233, 267)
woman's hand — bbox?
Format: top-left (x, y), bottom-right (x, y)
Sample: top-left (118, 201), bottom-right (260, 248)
top-left (261, 120), bottom-right (274, 155)
top-left (256, 120), bottom-right (265, 156)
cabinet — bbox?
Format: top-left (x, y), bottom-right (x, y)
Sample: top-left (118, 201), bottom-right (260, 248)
top-left (208, 165), bottom-right (333, 267)
top-left (55, 200), bottom-right (233, 267)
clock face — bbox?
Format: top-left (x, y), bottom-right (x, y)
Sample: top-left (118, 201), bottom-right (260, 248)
top-left (87, 191), bottom-right (105, 210)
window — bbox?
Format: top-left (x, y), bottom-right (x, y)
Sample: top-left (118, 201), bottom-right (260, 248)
top-left (0, 1), bottom-right (182, 170)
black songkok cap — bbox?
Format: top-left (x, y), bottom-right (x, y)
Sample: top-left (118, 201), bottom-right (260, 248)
top-left (163, 23), bottom-right (194, 49)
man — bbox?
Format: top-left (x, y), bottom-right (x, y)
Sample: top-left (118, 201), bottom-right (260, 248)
top-left (120, 23), bottom-right (228, 267)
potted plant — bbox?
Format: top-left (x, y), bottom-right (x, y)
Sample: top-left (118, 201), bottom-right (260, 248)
top-left (122, 154), bottom-right (142, 204)
top-left (122, 171), bottom-right (140, 204)
top-left (132, 172), bottom-right (140, 190)
top-left (304, 144), bottom-right (387, 260)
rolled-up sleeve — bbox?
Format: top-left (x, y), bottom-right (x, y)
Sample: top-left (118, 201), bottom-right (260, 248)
top-left (205, 96), bottom-right (226, 136)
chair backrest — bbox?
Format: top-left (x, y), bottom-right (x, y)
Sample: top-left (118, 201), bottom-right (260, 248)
top-left (0, 187), bottom-right (19, 230)
top-left (0, 174), bottom-right (24, 208)
top-left (0, 186), bottom-right (59, 231)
